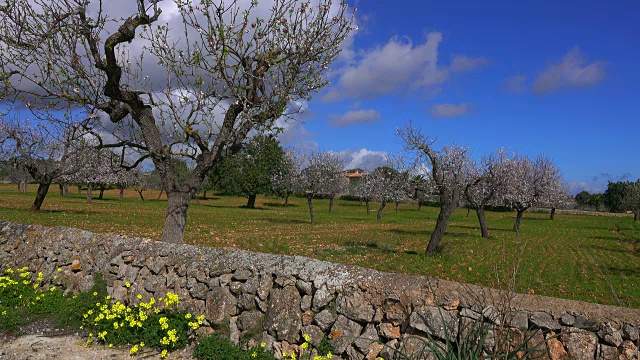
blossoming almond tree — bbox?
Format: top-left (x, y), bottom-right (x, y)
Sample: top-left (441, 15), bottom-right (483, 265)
top-left (271, 148), bottom-right (305, 206)
top-left (463, 148), bottom-right (515, 238)
top-left (493, 153), bottom-right (565, 231)
top-left (398, 124), bottom-right (473, 253)
top-left (0, 0), bottom-right (355, 243)
top-left (299, 150), bottom-right (345, 223)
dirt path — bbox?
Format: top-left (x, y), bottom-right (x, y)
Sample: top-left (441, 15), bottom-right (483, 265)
top-left (0, 319), bottom-right (195, 360)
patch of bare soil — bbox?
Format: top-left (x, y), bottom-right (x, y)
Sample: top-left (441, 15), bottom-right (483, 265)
top-left (0, 318), bottom-right (195, 360)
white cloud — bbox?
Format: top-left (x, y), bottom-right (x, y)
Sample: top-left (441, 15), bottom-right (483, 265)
top-left (324, 32), bottom-right (449, 101)
top-left (450, 55), bottom-right (488, 72)
top-left (502, 73), bottom-right (528, 93)
top-left (533, 47), bottom-right (606, 94)
top-left (330, 109), bottom-right (381, 127)
top-left (334, 148), bottom-right (389, 171)
top-left (430, 103), bottom-right (472, 119)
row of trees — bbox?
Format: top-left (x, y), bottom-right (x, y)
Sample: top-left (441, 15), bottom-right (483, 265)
top-left (1, 120), bottom-right (574, 255)
top-left (398, 124), bottom-right (573, 253)
top-left (574, 181), bottom-right (640, 220)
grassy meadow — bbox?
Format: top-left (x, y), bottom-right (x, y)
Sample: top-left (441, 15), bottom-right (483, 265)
top-left (0, 183), bottom-right (638, 308)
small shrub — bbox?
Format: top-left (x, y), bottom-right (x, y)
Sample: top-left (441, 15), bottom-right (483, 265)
top-left (83, 291), bottom-right (205, 358)
top-left (194, 335), bottom-right (275, 360)
top-left (0, 266), bottom-right (99, 333)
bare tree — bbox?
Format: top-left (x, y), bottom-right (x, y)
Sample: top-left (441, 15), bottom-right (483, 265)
top-left (398, 124), bottom-right (472, 253)
top-left (0, 0), bottom-right (355, 243)
top-left (0, 117), bottom-right (86, 211)
top-left (3, 158), bottom-right (33, 193)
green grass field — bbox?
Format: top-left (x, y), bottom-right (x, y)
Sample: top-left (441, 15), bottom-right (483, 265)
top-left (0, 184), bottom-right (638, 308)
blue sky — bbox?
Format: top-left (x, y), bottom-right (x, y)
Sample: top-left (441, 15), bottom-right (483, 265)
top-left (287, 0), bottom-right (640, 194)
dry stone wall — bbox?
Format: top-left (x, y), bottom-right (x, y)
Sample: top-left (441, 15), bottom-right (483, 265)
top-left (1, 220), bottom-right (639, 360)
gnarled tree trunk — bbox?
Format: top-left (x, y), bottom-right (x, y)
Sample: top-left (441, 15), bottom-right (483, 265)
top-left (377, 199), bottom-right (387, 220)
top-left (136, 190), bottom-right (145, 201)
top-left (307, 194), bottom-right (315, 224)
top-left (284, 193), bottom-right (290, 205)
top-left (58, 183), bottom-right (64, 196)
top-left (86, 184), bottom-right (92, 204)
top-left (550, 207), bottom-right (556, 220)
top-left (365, 199), bottom-right (370, 214)
top-left (119, 186), bottom-right (125, 201)
top-left (246, 194), bottom-right (257, 208)
top-left (161, 190), bottom-right (193, 244)
top-left (157, 189), bottom-right (164, 200)
top-left (98, 185), bottom-right (105, 200)
top-left (63, 184), bottom-right (69, 198)
top-left (395, 202), bottom-right (399, 214)
top-left (329, 196), bottom-right (335, 213)
top-left (634, 211), bottom-right (639, 222)
top-left (30, 182), bottom-right (51, 212)
top-left (426, 201), bottom-right (457, 253)
top-left (513, 208), bottom-right (527, 232)
top-left (476, 207), bottom-right (489, 238)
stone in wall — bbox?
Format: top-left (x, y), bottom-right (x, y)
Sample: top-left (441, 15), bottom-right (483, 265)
top-left (264, 285), bottom-right (302, 343)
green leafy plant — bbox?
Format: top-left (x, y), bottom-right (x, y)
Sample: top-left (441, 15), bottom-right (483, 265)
top-left (194, 335), bottom-right (276, 360)
top-left (0, 266), bottom-right (102, 333)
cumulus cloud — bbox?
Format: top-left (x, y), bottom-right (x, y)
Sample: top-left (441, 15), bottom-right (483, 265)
top-left (329, 109), bottom-right (381, 127)
top-left (502, 73), bottom-right (528, 93)
top-left (324, 32), bottom-right (449, 101)
top-left (430, 103), bottom-right (472, 119)
top-left (533, 47), bottom-right (606, 94)
top-left (334, 148), bottom-right (389, 171)
top-left (450, 55), bottom-right (489, 72)
top-left (566, 180), bottom-right (607, 195)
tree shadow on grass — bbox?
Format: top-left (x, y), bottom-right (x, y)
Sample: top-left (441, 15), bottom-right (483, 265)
top-left (197, 204), bottom-right (267, 210)
top-left (386, 228), bottom-right (431, 236)
top-left (338, 202), bottom-right (366, 207)
top-left (38, 209), bottom-right (94, 215)
top-left (580, 244), bottom-right (633, 254)
top-left (263, 218), bottom-right (308, 225)
top-left (588, 235), bottom-right (622, 242)
top-left (264, 202), bottom-right (300, 208)
top-left (607, 266), bottom-right (640, 276)
top-left (448, 224), bottom-right (510, 233)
